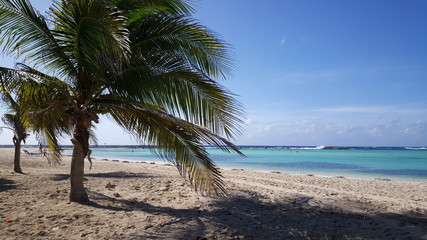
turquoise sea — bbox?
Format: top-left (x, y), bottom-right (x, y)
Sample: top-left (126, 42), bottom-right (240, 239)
top-left (78, 146), bottom-right (427, 181)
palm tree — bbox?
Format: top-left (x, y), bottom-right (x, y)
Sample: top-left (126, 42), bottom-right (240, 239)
top-left (0, 90), bottom-right (29, 173)
top-left (0, 0), bottom-right (244, 202)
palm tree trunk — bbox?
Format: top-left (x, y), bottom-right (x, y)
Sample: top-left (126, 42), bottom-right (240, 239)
top-left (69, 126), bottom-right (89, 202)
top-left (13, 138), bottom-right (23, 173)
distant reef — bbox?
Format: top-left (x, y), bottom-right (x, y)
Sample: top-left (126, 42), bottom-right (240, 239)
top-left (322, 147), bottom-right (349, 150)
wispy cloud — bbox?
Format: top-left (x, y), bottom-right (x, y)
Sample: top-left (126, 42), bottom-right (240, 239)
top-left (238, 117), bottom-right (427, 146)
top-left (279, 33), bottom-right (287, 46)
top-left (280, 38), bottom-right (286, 46)
top-left (315, 106), bottom-right (389, 113)
top-left (314, 106), bottom-right (427, 115)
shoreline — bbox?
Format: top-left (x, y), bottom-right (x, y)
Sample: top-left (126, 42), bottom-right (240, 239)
top-left (1, 148), bottom-right (426, 239)
top-left (98, 156), bottom-right (427, 183)
top-left (78, 150), bottom-right (427, 183)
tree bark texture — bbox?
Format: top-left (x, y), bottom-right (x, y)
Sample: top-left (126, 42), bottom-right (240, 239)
top-left (13, 137), bottom-right (22, 173)
top-left (69, 125), bottom-right (90, 202)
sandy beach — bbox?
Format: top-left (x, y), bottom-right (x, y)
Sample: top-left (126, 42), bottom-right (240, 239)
top-left (0, 147), bottom-right (426, 239)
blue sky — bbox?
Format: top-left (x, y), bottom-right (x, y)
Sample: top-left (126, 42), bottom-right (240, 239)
top-left (1, 0), bottom-right (426, 146)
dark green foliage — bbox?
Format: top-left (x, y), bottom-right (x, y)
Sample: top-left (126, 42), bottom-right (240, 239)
top-left (0, 0), bottom-right (244, 197)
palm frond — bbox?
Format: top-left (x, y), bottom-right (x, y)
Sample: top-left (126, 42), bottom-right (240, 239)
top-left (1, 113), bottom-right (14, 126)
top-left (36, 128), bottom-right (64, 163)
top-left (93, 99), bottom-right (242, 195)
top-left (130, 13), bottom-right (233, 79)
top-left (1, 0), bottom-right (245, 199)
top-left (0, 65), bottom-right (73, 161)
top-left (105, 10), bottom-right (244, 138)
top-left (108, 59), bottom-right (244, 138)
top-left (0, 0), bottom-right (76, 78)
top-left (0, 126), bottom-right (13, 133)
top-left (50, 0), bottom-right (130, 86)
top-left (112, 0), bottom-right (195, 19)
top-left (0, 90), bottom-right (18, 113)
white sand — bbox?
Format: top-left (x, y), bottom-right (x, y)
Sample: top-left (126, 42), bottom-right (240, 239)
top-left (1, 147), bottom-right (426, 239)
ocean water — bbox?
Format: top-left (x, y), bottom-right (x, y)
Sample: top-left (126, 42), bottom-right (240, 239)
top-left (70, 146), bottom-right (427, 181)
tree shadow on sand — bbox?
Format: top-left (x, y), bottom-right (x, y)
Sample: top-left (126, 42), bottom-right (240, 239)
top-left (50, 171), bottom-right (155, 181)
top-left (0, 178), bottom-right (17, 192)
top-left (80, 189), bottom-right (427, 240)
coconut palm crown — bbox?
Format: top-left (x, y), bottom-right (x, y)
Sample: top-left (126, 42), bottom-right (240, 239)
top-left (0, 87), bottom-right (29, 173)
top-left (0, 0), bottom-right (244, 202)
